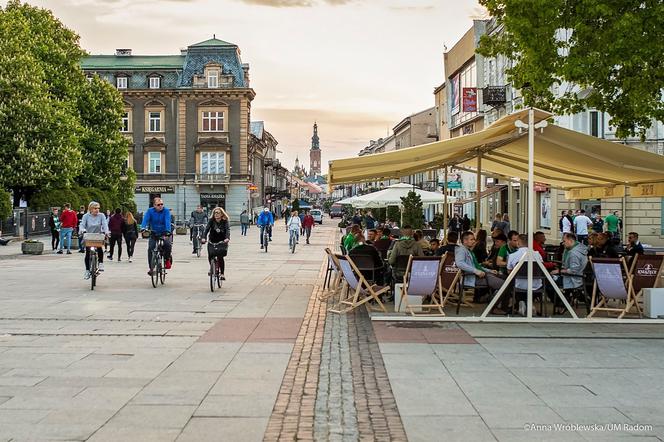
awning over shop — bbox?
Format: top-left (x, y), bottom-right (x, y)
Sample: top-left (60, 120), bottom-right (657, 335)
top-left (328, 109), bottom-right (664, 193)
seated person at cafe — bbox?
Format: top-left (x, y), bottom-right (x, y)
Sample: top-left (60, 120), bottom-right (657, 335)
top-left (428, 238), bottom-right (441, 256)
top-left (343, 224), bottom-right (362, 251)
top-left (387, 226), bottom-right (424, 280)
top-left (496, 230), bottom-right (519, 274)
top-left (484, 233), bottom-right (507, 270)
top-left (414, 230), bottom-right (431, 253)
top-left (508, 234), bottom-right (544, 316)
top-left (349, 234), bottom-right (387, 285)
top-left (533, 231), bottom-right (556, 270)
top-left (551, 232), bottom-right (588, 313)
top-left (366, 229), bottom-right (379, 244)
top-left (372, 227), bottom-right (393, 253)
top-left (455, 231), bottom-right (506, 312)
top-left (438, 231), bottom-right (459, 256)
top-left (625, 231), bottom-right (644, 258)
top-left (473, 229), bottom-right (489, 263)
top-left (588, 232), bottom-right (620, 258)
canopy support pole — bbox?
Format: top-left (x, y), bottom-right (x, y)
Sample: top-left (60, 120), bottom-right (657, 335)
top-left (476, 151), bottom-right (482, 230)
top-left (443, 166), bottom-right (448, 237)
top-left (622, 195), bottom-right (627, 244)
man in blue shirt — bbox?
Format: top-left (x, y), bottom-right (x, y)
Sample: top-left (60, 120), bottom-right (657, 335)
top-left (141, 197), bottom-right (173, 274)
top-left (257, 207), bottom-right (274, 249)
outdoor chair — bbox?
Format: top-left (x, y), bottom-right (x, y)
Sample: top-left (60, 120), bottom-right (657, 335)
top-left (321, 248), bottom-right (343, 301)
top-left (400, 256), bottom-right (445, 315)
top-left (439, 252), bottom-right (462, 308)
top-left (511, 262), bottom-right (546, 316)
top-left (588, 257), bottom-right (640, 319)
top-left (329, 255), bottom-right (388, 314)
top-left (373, 239), bottom-right (392, 260)
top-left (350, 253), bottom-right (378, 284)
top-left (628, 253), bottom-right (664, 308)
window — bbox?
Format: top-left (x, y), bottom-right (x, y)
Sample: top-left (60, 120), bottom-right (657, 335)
top-left (148, 152), bottom-right (161, 174)
top-left (202, 111), bottom-right (224, 132)
top-left (590, 111), bottom-right (600, 137)
top-left (121, 112), bottom-right (129, 132)
top-left (201, 152), bottom-right (225, 174)
top-left (148, 111), bottom-right (161, 132)
top-left (116, 77), bottom-right (128, 89)
top-left (149, 77), bottom-right (160, 89)
top-left (207, 71), bottom-right (218, 88)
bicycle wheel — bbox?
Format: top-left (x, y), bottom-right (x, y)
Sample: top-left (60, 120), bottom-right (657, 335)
top-left (216, 259), bottom-right (222, 289)
top-left (195, 237), bottom-right (201, 258)
top-left (209, 260), bottom-right (216, 292)
top-left (159, 256), bottom-right (166, 285)
top-left (264, 233), bottom-right (268, 253)
top-left (151, 253), bottom-right (159, 288)
top-left (90, 253), bottom-right (97, 291)
top-left (291, 234), bottom-right (296, 254)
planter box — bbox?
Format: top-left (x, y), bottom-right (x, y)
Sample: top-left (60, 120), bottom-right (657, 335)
top-left (22, 242), bottom-right (44, 255)
top-left (175, 227), bottom-right (188, 235)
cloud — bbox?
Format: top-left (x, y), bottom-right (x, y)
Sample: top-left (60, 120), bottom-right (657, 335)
top-left (389, 5), bottom-right (435, 12)
top-left (234, 0), bottom-right (355, 7)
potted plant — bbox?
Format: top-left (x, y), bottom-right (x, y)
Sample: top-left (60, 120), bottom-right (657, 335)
top-left (21, 239), bottom-right (44, 255)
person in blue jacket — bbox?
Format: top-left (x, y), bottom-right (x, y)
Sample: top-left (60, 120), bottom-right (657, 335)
top-left (257, 207), bottom-right (274, 249)
top-left (140, 197), bottom-right (173, 274)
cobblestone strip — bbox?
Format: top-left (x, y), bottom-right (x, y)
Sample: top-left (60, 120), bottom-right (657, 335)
top-left (348, 308), bottom-right (408, 441)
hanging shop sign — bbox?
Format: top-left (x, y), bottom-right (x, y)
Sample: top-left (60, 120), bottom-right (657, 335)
top-left (462, 87), bottom-right (478, 113)
top-left (135, 185), bottom-right (174, 193)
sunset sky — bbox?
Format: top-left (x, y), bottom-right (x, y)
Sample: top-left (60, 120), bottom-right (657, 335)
top-left (20, 0), bottom-right (483, 173)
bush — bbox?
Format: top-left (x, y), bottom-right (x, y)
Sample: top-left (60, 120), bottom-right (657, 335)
top-left (30, 186), bottom-right (130, 213)
top-left (400, 191), bottom-right (424, 230)
top-left (0, 189), bottom-right (11, 219)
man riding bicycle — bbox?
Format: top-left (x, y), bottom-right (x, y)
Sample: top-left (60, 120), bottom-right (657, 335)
top-left (141, 197), bottom-right (173, 275)
top-left (257, 207), bottom-right (274, 249)
top-left (189, 205), bottom-right (208, 254)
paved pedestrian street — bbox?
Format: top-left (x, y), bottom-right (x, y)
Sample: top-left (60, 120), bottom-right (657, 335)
top-left (1, 225), bottom-right (664, 441)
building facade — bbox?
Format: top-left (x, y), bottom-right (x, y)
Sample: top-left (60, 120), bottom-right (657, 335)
top-left (82, 38), bottom-right (255, 223)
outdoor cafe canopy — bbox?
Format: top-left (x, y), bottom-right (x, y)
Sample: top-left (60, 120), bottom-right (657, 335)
top-left (335, 183), bottom-right (457, 208)
top-left (328, 109), bottom-right (664, 194)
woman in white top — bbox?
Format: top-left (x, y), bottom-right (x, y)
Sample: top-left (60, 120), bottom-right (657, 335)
top-left (287, 210), bottom-right (302, 246)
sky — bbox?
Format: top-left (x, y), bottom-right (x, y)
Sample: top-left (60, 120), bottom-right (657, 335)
top-left (17, 0), bottom-right (483, 173)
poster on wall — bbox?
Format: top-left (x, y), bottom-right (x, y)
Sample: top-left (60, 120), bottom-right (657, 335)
top-left (540, 193), bottom-right (551, 228)
top-left (450, 73), bottom-right (460, 115)
top-left (462, 87), bottom-right (478, 112)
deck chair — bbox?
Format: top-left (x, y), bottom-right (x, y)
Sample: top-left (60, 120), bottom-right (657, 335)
top-left (329, 255), bottom-right (388, 314)
top-left (588, 257), bottom-right (640, 319)
top-left (321, 248), bottom-right (343, 301)
top-left (440, 252), bottom-right (462, 307)
top-left (629, 254), bottom-right (664, 308)
top-left (400, 256), bottom-right (445, 315)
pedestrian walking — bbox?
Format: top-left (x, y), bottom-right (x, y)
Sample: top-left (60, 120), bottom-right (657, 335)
top-left (107, 208), bottom-right (125, 261)
top-left (77, 206), bottom-right (86, 253)
top-left (303, 210), bottom-right (315, 244)
top-left (364, 210), bottom-right (376, 230)
top-left (104, 210), bottom-right (111, 252)
top-left (240, 209), bottom-right (250, 236)
top-left (573, 209), bottom-right (593, 245)
top-left (123, 211), bottom-right (138, 263)
top-left (49, 207), bottom-right (61, 251)
top-left (462, 214), bottom-right (471, 232)
top-left (57, 203), bottom-right (77, 254)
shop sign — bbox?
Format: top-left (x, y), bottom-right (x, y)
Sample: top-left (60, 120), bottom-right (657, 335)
top-left (534, 183), bottom-right (549, 192)
top-left (446, 181), bottom-right (462, 189)
top-left (462, 87), bottom-right (478, 113)
top-left (200, 193), bottom-right (226, 201)
top-left (135, 185), bottom-right (174, 193)
top-left (564, 186), bottom-right (625, 200)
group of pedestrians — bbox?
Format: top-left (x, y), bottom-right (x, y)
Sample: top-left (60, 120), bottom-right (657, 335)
top-left (559, 209), bottom-right (622, 244)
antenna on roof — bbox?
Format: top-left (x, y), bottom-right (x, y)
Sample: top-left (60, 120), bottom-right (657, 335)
top-left (213, 34), bottom-right (216, 39)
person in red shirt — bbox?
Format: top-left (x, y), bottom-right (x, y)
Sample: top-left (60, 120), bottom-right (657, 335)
top-left (534, 231), bottom-right (556, 270)
top-left (302, 210), bottom-right (315, 244)
top-left (57, 203), bottom-right (78, 254)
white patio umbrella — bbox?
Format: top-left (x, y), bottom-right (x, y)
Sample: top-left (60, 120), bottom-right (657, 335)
top-left (350, 183), bottom-right (456, 208)
top-left (335, 196), bottom-right (357, 205)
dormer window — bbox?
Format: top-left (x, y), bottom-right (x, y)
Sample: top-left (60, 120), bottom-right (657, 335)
top-left (116, 77), bottom-right (128, 89)
top-left (207, 71), bottom-right (218, 88)
top-left (149, 77), bottom-right (160, 89)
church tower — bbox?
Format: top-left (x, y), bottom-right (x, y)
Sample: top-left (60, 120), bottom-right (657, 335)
top-left (309, 122), bottom-right (321, 175)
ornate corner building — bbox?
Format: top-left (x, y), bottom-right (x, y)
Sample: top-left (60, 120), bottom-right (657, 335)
top-left (81, 37), bottom-right (256, 222)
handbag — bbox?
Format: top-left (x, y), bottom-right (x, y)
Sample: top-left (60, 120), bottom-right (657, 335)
top-left (208, 241), bottom-right (228, 257)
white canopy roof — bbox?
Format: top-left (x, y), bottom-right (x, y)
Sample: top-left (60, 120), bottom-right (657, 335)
top-left (338, 183), bottom-right (456, 208)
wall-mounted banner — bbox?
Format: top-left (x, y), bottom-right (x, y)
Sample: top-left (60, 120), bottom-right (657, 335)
top-left (450, 73), bottom-right (460, 116)
top-left (631, 183), bottom-right (664, 198)
top-left (564, 186), bottom-right (625, 200)
top-left (462, 87), bottom-right (478, 113)
top-left (135, 185), bottom-right (174, 194)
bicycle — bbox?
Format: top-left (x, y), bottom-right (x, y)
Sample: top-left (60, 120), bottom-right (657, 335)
top-left (208, 242), bottom-right (225, 292)
top-left (148, 233), bottom-right (168, 288)
top-left (261, 225), bottom-right (271, 253)
top-left (191, 224), bottom-right (206, 258)
top-left (289, 229), bottom-right (298, 254)
top-left (84, 233), bottom-right (106, 291)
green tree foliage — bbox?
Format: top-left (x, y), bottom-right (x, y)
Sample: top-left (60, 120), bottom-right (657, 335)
top-left (0, 189), bottom-right (11, 219)
top-left (478, 0), bottom-right (664, 138)
top-left (291, 199), bottom-right (300, 213)
top-left (400, 191), bottom-right (424, 229)
top-left (387, 206), bottom-right (400, 225)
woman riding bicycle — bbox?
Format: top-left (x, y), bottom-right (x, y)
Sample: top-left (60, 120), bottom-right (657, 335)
top-left (79, 201), bottom-right (109, 280)
top-left (202, 207), bottom-right (230, 280)
top-left (287, 210), bottom-right (301, 247)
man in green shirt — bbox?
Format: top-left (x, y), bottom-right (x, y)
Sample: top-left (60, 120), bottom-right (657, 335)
top-left (605, 211), bottom-right (620, 237)
top-left (496, 230), bottom-right (519, 273)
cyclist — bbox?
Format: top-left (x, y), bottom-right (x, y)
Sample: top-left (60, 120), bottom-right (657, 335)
top-left (302, 210), bottom-right (315, 244)
top-left (257, 207), bottom-right (274, 249)
top-left (287, 210), bottom-right (302, 247)
top-left (140, 197), bottom-right (173, 275)
top-left (201, 207), bottom-right (230, 279)
top-left (189, 205), bottom-right (208, 255)
top-left (79, 201), bottom-right (109, 280)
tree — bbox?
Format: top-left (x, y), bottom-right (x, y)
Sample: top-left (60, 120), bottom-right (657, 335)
top-left (400, 191), bottom-right (424, 230)
top-left (478, 0), bottom-right (664, 139)
top-left (0, 189), bottom-right (11, 220)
